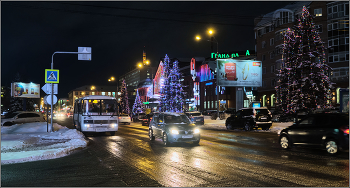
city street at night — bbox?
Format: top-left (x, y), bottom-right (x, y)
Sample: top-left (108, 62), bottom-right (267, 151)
top-left (1, 118), bottom-right (348, 187)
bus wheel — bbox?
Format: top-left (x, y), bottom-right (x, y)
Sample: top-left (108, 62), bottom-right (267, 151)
top-left (110, 131), bottom-right (116, 136)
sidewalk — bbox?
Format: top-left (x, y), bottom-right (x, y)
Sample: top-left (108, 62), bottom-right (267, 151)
top-left (1, 122), bottom-right (89, 165)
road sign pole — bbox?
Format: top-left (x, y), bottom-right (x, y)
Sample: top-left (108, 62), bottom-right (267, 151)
top-left (49, 48), bottom-right (91, 132)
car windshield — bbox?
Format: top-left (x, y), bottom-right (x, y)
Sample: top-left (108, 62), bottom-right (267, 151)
top-left (255, 109), bottom-right (269, 115)
top-left (83, 99), bottom-right (117, 116)
top-left (164, 115), bottom-right (191, 124)
top-left (4, 112), bottom-right (19, 118)
top-left (187, 113), bottom-right (201, 116)
top-left (242, 109), bottom-right (254, 116)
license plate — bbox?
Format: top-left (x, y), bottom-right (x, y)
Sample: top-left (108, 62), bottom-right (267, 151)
top-left (196, 119), bottom-right (201, 121)
top-left (96, 128), bottom-right (107, 132)
top-left (182, 135), bottom-right (193, 138)
top-left (261, 117), bottom-right (267, 120)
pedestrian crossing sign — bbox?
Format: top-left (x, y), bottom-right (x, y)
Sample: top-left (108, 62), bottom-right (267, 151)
top-left (45, 69), bottom-right (59, 83)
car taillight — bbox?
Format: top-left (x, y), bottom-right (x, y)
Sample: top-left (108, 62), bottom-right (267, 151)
top-left (118, 117), bottom-right (122, 119)
top-left (150, 117), bottom-right (152, 120)
top-left (340, 126), bottom-right (349, 134)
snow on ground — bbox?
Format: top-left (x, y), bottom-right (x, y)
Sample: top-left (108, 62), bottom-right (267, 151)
top-left (1, 117), bottom-right (293, 165)
top-left (202, 116), bottom-right (293, 134)
top-left (1, 122), bottom-right (89, 165)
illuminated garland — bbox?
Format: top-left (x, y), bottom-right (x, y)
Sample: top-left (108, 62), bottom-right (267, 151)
top-left (132, 90), bottom-right (144, 114)
top-left (120, 79), bottom-right (130, 115)
top-left (275, 6), bottom-right (333, 114)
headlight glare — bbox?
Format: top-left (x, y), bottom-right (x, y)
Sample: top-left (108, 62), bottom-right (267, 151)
top-left (84, 124), bottom-right (90, 128)
top-left (171, 129), bottom-right (179, 134)
top-left (194, 128), bottom-right (200, 134)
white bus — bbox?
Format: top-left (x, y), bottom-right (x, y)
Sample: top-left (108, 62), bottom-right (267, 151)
top-left (73, 95), bottom-right (118, 135)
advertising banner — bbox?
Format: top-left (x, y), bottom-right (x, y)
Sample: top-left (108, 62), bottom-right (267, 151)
top-left (217, 59), bottom-right (262, 87)
top-left (11, 82), bottom-right (40, 98)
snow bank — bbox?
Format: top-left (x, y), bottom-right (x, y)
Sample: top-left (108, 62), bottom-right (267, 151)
top-left (1, 122), bottom-right (88, 165)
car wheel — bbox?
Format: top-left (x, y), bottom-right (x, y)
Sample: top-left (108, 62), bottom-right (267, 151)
top-left (226, 121), bottom-right (233, 130)
top-left (244, 122), bottom-right (251, 131)
top-left (3, 122), bottom-right (13, 126)
top-left (149, 129), bottom-right (155, 141)
top-left (163, 132), bottom-right (170, 146)
top-left (280, 135), bottom-right (291, 150)
top-left (325, 139), bottom-right (338, 155)
top-left (193, 140), bottom-right (200, 145)
top-left (263, 126), bottom-right (269, 131)
top-left (110, 131), bottom-right (116, 136)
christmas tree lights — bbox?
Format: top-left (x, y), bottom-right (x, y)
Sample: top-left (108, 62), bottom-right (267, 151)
top-left (275, 6), bottom-right (333, 114)
top-left (132, 90), bottom-right (144, 115)
top-left (120, 79), bottom-right (130, 115)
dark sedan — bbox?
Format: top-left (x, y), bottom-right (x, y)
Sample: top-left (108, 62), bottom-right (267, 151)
top-left (185, 111), bottom-right (204, 125)
top-left (142, 113), bottom-right (157, 126)
top-left (279, 113), bottom-right (349, 155)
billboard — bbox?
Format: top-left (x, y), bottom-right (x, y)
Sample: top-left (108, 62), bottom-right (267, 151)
top-left (217, 59), bottom-right (262, 87)
top-left (11, 82), bottom-right (40, 98)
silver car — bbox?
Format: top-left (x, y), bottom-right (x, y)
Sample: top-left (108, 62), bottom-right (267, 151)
top-left (1, 111), bottom-right (45, 126)
top-left (148, 112), bottom-right (200, 146)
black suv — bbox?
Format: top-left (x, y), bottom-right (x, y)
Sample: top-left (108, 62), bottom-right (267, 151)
top-left (225, 107), bottom-right (272, 131)
top-left (279, 113), bottom-right (349, 155)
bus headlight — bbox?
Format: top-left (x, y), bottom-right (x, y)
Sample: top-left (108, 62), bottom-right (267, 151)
top-left (110, 124), bottom-right (117, 128)
top-left (194, 128), bottom-right (200, 134)
top-left (171, 129), bottom-right (179, 134)
top-left (84, 124), bottom-right (90, 128)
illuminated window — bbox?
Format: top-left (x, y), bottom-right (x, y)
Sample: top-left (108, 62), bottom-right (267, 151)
top-left (102, 92), bottom-right (105, 95)
top-left (108, 92), bottom-right (111, 96)
top-left (314, 8), bottom-right (322, 17)
top-left (92, 92), bottom-right (95, 95)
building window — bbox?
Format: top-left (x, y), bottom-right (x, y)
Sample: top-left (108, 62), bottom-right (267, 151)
top-left (75, 92), bottom-right (78, 95)
top-left (270, 52), bottom-right (274, 59)
top-left (262, 54), bottom-right (266, 61)
top-left (271, 65), bottom-right (275, 73)
top-left (86, 92), bottom-right (89, 95)
top-left (92, 92), bottom-right (95, 95)
top-left (263, 67), bottom-right (266, 74)
top-left (102, 92), bottom-right (105, 95)
top-left (315, 25), bottom-right (322, 33)
top-left (270, 38), bottom-right (274, 46)
top-left (314, 8), bottom-right (322, 17)
top-left (108, 92), bottom-right (111, 96)
top-left (271, 79), bottom-right (275, 87)
top-left (262, 41), bottom-right (266, 48)
top-left (329, 56), bottom-right (333, 63)
top-left (346, 53), bottom-right (349, 61)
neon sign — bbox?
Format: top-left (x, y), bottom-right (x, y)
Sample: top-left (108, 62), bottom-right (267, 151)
top-left (211, 50), bottom-right (251, 58)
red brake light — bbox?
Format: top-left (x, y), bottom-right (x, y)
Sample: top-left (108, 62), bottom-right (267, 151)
top-left (118, 117), bottom-right (122, 119)
top-left (340, 126), bottom-right (349, 134)
top-left (150, 117), bottom-right (152, 120)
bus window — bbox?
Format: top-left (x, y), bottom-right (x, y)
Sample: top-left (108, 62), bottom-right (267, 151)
top-left (101, 99), bottom-right (117, 115)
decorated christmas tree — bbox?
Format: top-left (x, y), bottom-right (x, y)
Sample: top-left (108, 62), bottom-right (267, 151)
top-left (275, 6), bottom-right (333, 114)
top-left (168, 60), bottom-right (184, 112)
top-left (132, 90), bottom-right (144, 115)
top-left (120, 79), bottom-right (130, 115)
top-left (158, 54), bottom-right (171, 112)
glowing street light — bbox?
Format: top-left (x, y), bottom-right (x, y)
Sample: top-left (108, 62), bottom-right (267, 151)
top-left (91, 86), bottom-right (95, 90)
top-left (195, 35), bottom-right (201, 40)
top-left (138, 63), bottom-right (143, 68)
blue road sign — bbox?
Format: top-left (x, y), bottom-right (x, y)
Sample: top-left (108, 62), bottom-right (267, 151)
top-left (45, 69), bottom-right (59, 83)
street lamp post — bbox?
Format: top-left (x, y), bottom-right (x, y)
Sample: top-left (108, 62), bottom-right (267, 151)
top-left (195, 29), bottom-right (220, 120)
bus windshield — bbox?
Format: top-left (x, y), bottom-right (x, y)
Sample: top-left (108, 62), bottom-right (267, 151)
top-left (82, 99), bottom-right (117, 116)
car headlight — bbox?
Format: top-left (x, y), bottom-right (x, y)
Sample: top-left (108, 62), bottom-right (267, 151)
top-left (171, 129), bottom-right (179, 134)
top-left (194, 128), bottom-right (200, 134)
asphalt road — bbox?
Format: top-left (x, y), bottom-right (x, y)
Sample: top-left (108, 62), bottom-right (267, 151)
top-left (1, 117), bottom-right (349, 187)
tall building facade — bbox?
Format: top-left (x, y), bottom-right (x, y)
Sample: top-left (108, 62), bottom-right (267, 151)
top-left (327, 1), bottom-right (349, 106)
top-left (253, 1), bottom-right (348, 109)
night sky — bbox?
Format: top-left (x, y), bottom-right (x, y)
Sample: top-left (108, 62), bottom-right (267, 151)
top-left (1, 1), bottom-right (293, 99)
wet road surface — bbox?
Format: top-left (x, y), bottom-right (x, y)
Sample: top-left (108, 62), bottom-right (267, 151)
top-left (2, 118), bottom-right (349, 187)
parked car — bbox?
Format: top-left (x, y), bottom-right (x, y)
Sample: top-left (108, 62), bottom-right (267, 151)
top-left (142, 113), bottom-right (158, 126)
top-left (66, 111), bottom-right (73, 118)
top-left (225, 107), bottom-right (272, 131)
top-left (202, 110), bottom-right (217, 116)
top-left (132, 113), bottom-right (146, 122)
top-left (119, 114), bottom-right (131, 125)
top-left (1, 111), bottom-right (45, 126)
top-left (149, 112), bottom-right (200, 146)
top-left (279, 113), bottom-right (349, 155)
top-left (185, 111), bottom-right (204, 125)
